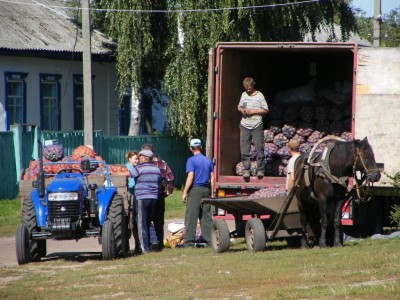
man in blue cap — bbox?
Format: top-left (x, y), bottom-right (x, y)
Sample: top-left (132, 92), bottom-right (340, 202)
top-left (182, 138), bottom-right (214, 246)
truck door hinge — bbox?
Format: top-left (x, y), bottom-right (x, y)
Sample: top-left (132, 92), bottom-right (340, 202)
top-left (214, 66), bottom-right (218, 74)
top-left (213, 112), bottom-right (218, 119)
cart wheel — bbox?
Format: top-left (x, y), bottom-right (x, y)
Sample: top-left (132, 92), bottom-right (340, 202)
top-left (245, 218), bottom-right (266, 253)
top-left (211, 220), bottom-right (230, 253)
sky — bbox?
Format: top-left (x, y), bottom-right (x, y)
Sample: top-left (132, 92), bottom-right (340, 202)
top-left (350, 0), bottom-right (399, 17)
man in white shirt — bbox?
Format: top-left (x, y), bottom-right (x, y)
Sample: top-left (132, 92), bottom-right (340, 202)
top-left (286, 139), bottom-right (301, 191)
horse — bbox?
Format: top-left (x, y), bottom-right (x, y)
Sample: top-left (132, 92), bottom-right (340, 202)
top-left (293, 137), bottom-right (381, 248)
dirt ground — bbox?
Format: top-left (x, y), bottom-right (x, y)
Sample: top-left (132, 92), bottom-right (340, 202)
top-left (0, 219), bottom-right (184, 267)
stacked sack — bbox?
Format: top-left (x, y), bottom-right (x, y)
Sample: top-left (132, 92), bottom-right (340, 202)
top-left (23, 145), bottom-right (127, 179)
top-left (235, 102), bottom-right (353, 177)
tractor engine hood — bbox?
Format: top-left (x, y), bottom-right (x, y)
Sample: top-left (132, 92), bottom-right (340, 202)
top-left (47, 177), bottom-right (86, 193)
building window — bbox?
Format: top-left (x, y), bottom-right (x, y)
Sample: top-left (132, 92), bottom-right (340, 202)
top-left (73, 75), bottom-right (83, 130)
top-left (4, 72), bottom-right (28, 130)
top-left (40, 74), bottom-right (61, 130)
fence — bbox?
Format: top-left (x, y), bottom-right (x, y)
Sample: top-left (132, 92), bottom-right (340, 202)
top-left (0, 130), bottom-right (190, 200)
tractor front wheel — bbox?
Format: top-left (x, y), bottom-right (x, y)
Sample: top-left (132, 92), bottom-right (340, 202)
top-left (108, 195), bottom-right (126, 256)
top-left (20, 198), bottom-right (43, 262)
top-left (102, 219), bottom-right (116, 260)
top-left (16, 224), bottom-right (30, 265)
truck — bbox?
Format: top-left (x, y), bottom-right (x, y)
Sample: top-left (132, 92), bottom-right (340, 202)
top-left (15, 142), bottom-right (130, 264)
top-left (205, 42), bottom-right (400, 250)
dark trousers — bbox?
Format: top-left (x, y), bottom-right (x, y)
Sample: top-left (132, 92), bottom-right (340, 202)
top-left (184, 186), bottom-right (212, 244)
top-left (130, 195), bottom-right (141, 251)
top-left (137, 198), bottom-right (158, 252)
top-left (240, 123), bottom-right (264, 172)
top-left (150, 194), bottom-right (165, 250)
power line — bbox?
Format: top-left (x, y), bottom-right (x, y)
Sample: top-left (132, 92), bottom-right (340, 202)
top-left (0, 0), bottom-right (325, 13)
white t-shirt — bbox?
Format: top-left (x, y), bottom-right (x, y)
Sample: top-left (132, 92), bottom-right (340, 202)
top-left (286, 153), bottom-right (301, 190)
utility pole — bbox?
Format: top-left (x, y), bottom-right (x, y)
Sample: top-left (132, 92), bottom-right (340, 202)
top-left (82, 0), bottom-right (94, 148)
top-left (373, 0), bottom-right (382, 47)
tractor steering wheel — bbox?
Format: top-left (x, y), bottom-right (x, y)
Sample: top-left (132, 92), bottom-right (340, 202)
top-left (57, 168), bottom-right (84, 175)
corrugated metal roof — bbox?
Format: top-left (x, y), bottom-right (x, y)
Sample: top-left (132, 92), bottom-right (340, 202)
top-left (0, 0), bottom-right (116, 55)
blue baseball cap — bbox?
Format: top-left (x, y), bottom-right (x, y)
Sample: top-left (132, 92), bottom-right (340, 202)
top-left (190, 139), bottom-right (202, 147)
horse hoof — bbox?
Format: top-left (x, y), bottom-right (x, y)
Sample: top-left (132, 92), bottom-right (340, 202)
top-left (334, 243), bottom-right (343, 248)
top-left (300, 241), bottom-right (308, 249)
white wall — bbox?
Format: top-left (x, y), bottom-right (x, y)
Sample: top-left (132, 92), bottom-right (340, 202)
top-left (0, 55), bottom-right (119, 135)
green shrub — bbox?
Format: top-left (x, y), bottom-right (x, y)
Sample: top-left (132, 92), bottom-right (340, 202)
top-left (390, 204), bottom-right (400, 227)
top-left (385, 172), bottom-right (400, 227)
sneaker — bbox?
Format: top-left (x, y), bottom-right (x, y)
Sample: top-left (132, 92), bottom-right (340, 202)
top-left (243, 170), bottom-right (250, 178)
top-left (257, 171), bottom-right (264, 178)
top-left (133, 248), bottom-right (143, 255)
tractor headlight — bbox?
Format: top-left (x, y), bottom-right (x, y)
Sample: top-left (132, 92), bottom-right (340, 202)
top-left (48, 192), bottom-right (79, 201)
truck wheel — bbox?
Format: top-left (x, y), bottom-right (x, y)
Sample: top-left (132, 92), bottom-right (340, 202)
top-left (102, 219), bottom-right (116, 260)
top-left (107, 195), bottom-right (126, 257)
top-left (211, 220), bottom-right (230, 253)
top-left (245, 218), bottom-right (266, 253)
top-left (16, 224), bottom-right (30, 265)
top-left (21, 198), bottom-right (42, 262)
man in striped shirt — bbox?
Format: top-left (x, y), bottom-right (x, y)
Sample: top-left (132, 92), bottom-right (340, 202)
top-left (237, 77), bottom-right (269, 178)
top-left (128, 149), bottom-right (162, 253)
top-left (141, 143), bottom-right (175, 251)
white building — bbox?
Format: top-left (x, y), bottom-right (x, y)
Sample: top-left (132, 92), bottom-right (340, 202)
top-left (0, 0), bottom-right (121, 135)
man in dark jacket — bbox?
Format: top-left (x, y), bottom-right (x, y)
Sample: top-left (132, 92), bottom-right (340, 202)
top-left (128, 149), bottom-right (162, 253)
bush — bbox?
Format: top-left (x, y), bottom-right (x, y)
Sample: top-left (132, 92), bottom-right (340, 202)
top-left (385, 172), bottom-right (400, 228)
top-left (390, 204), bottom-right (400, 228)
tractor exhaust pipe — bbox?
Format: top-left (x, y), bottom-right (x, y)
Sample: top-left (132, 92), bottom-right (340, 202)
top-left (37, 140), bottom-right (45, 199)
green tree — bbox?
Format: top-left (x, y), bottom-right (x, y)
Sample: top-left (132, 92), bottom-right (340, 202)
top-left (381, 7), bottom-right (400, 47)
top-left (92, 0), bottom-right (358, 138)
top-left (163, 0), bottom-right (358, 139)
top-left (93, 0), bottom-right (169, 135)
top-left (354, 5), bottom-right (400, 47)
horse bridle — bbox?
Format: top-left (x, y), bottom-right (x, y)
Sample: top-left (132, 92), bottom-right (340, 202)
top-left (351, 147), bottom-right (379, 201)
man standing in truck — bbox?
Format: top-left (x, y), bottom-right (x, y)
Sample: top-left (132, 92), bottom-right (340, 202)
top-left (237, 77), bottom-right (269, 178)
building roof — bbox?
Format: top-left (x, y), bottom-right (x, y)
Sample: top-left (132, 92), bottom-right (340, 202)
top-left (0, 0), bottom-right (116, 55)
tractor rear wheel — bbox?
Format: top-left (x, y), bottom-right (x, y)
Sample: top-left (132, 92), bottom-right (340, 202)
top-left (21, 198), bottom-right (43, 262)
top-left (106, 195), bottom-right (127, 257)
top-left (16, 224), bottom-right (30, 265)
top-left (211, 220), bottom-right (230, 253)
top-left (102, 220), bottom-right (116, 260)
top-left (245, 218), bottom-right (266, 253)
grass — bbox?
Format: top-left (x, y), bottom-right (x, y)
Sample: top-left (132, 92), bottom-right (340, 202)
top-left (1, 238), bottom-right (400, 299)
top-left (1, 191), bottom-right (400, 298)
top-left (0, 199), bottom-right (20, 237)
top-left (0, 189), bottom-right (186, 237)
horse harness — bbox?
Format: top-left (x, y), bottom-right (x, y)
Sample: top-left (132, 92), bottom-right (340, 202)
top-left (302, 142), bottom-right (373, 202)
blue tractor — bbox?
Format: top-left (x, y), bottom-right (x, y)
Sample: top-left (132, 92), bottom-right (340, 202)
top-left (15, 142), bottom-right (129, 264)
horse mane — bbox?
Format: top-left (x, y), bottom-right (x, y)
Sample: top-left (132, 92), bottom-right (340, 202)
top-left (328, 140), bottom-right (356, 176)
